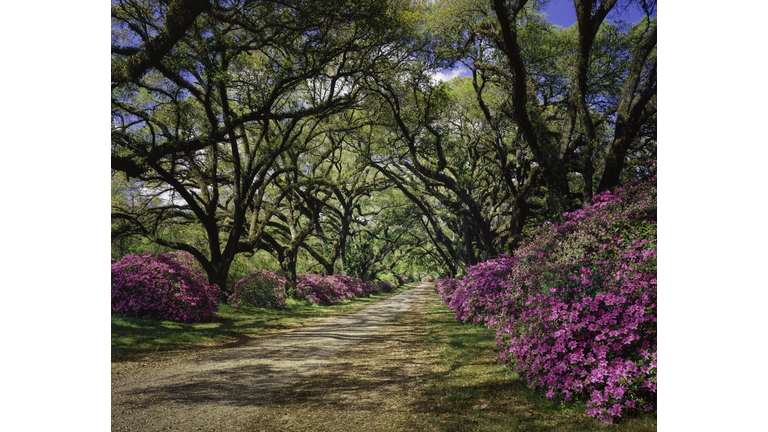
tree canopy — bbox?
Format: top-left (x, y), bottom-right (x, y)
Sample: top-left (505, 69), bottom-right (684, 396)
top-left (112, 0), bottom-right (657, 288)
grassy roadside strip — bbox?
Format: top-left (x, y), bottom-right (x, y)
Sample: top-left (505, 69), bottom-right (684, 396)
top-left (111, 282), bottom-right (419, 362)
top-left (417, 288), bottom-right (657, 431)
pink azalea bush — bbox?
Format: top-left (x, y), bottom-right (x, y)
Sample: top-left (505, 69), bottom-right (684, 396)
top-left (296, 274), bottom-right (345, 305)
top-left (434, 278), bottom-right (462, 305)
top-left (440, 175), bottom-right (657, 424)
top-left (111, 252), bottom-right (222, 323)
top-left (448, 254), bottom-right (519, 325)
top-left (228, 270), bottom-right (289, 309)
top-left (328, 274), bottom-right (367, 297)
top-left (295, 274), bottom-right (397, 305)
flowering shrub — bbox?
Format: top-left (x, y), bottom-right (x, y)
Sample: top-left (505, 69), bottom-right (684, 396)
top-left (229, 270), bottom-right (288, 309)
top-left (296, 274), bottom-right (338, 305)
top-left (111, 252), bottom-right (222, 323)
top-left (295, 274), bottom-right (397, 305)
top-left (434, 278), bottom-right (462, 305)
top-left (448, 255), bottom-right (518, 325)
top-left (327, 274), bottom-right (367, 297)
top-left (440, 176), bottom-right (657, 423)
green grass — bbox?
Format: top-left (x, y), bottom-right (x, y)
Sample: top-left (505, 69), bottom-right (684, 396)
top-left (111, 283), bottom-right (418, 361)
top-left (418, 289), bottom-right (657, 431)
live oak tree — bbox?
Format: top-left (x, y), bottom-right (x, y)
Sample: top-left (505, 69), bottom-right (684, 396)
top-left (428, 0), bottom-right (656, 220)
top-left (493, 0), bottom-right (656, 212)
top-left (111, 0), bottom-right (211, 85)
top-left (111, 0), bottom-right (418, 289)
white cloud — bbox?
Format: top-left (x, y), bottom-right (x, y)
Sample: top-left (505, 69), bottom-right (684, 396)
top-left (430, 69), bottom-right (463, 84)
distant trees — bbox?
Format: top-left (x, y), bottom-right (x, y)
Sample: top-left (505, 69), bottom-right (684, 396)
top-left (366, 73), bottom-right (546, 274)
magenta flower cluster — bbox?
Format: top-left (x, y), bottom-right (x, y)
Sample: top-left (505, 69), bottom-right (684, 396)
top-left (434, 278), bottom-right (462, 305)
top-left (111, 252), bottom-right (223, 323)
top-left (295, 274), bottom-right (397, 305)
top-left (228, 270), bottom-right (289, 309)
top-left (436, 176), bottom-right (657, 424)
top-left (449, 254), bottom-right (519, 325)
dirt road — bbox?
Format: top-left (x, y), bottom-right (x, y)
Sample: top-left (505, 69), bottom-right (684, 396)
top-left (112, 283), bottom-right (438, 431)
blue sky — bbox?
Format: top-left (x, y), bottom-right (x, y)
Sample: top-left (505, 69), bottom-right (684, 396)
top-left (544, 0), bottom-right (656, 28)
